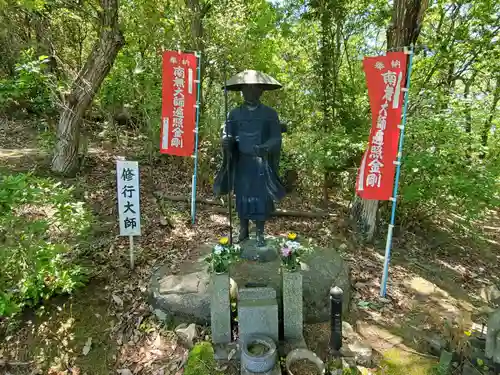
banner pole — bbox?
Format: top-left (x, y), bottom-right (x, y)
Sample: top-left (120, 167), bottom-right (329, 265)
top-left (191, 52), bottom-right (202, 224)
top-left (380, 45), bottom-right (415, 298)
top-left (223, 60), bottom-right (233, 245)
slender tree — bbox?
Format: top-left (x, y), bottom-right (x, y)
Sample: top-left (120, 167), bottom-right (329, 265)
top-left (351, 0), bottom-right (429, 241)
top-left (51, 0), bottom-right (124, 175)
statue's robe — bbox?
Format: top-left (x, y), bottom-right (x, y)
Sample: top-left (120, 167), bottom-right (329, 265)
top-left (213, 103), bottom-right (286, 221)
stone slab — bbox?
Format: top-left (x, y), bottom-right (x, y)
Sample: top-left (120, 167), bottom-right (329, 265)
top-left (149, 263), bottom-right (210, 324)
top-left (211, 273), bottom-right (232, 344)
top-left (282, 271), bottom-right (303, 340)
top-left (238, 298), bottom-right (279, 344)
top-left (239, 287), bottom-right (277, 301)
top-left (149, 238), bottom-right (351, 324)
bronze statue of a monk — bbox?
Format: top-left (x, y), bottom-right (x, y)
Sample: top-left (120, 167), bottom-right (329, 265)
top-left (213, 70), bottom-right (286, 247)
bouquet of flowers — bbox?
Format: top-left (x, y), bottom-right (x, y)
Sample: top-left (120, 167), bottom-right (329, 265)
top-left (279, 232), bottom-right (304, 272)
top-left (205, 237), bottom-right (241, 273)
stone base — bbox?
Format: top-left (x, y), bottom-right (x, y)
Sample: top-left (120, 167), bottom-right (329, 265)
top-left (241, 361), bottom-right (281, 375)
top-left (240, 238), bottom-right (278, 262)
top-left (149, 236), bottom-right (351, 324)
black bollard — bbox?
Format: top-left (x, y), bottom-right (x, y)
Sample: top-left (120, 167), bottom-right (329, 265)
top-left (329, 286), bottom-right (343, 354)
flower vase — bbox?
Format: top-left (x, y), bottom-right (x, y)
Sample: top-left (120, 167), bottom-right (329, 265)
top-left (210, 271), bottom-right (231, 345)
top-left (282, 267), bottom-right (303, 341)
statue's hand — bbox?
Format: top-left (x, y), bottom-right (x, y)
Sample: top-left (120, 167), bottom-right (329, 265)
top-left (222, 136), bottom-right (234, 150)
top-left (253, 144), bottom-right (268, 157)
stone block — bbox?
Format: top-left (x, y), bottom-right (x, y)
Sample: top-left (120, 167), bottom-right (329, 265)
top-left (239, 287), bottom-right (276, 301)
top-left (282, 270), bottom-right (304, 341)
top-left (211, 272), bottom-right (232, 344)
top-left (238, 287), bottom-right (279, 344)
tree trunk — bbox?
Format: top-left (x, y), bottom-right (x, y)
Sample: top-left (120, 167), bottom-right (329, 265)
top-left (186, 0), bottom-right (209, 108)
top-left (51, 0), bottom-right (124, 176)
top-left (351, 0), bottom-right (429, 241)
top-left (480, 74), bottom-right (500, 158)
top-left (463, 71), bottom-right (477, 160)
top-left (463, 72), bottom-right (477, 134)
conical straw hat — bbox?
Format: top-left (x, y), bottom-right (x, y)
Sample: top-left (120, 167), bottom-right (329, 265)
top-left (224, 70), bottom-right (282, 91)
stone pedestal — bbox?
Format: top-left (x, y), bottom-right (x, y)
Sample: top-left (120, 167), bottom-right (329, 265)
top-left (149, 240), bottom-right (351, 325)
top-left (238, 287), bottom-right (279, 345)
top-left (240, 238), bottom-right (278, 263)
top-left (282, 269), bottom-right (306, 349)
top-left (211, 272), bottom-right (231, 345)
top-left (231, 241), bottom-right (351, 323)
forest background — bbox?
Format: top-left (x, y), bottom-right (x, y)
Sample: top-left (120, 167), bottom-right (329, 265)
top-left (0, 0), bottom-right (499, 373)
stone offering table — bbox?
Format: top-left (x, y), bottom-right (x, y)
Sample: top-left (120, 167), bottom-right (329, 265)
top-left (149, 238), bottom-right (351, 325)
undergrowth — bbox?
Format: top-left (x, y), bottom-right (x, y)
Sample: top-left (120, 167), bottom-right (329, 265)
top-left (0, 171), bottom-right (93, 318)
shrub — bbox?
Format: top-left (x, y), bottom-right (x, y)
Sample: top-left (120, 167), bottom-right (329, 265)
top-left (0, 49), bottom-right (56, 116)
top-left (0, 172), bottom-right (93, 317)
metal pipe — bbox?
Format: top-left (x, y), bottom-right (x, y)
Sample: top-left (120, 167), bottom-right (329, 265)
top-left (191, 51), bottom-right (202, 224)
top-left (380, 45), bottom-right (415, 297)
top-left (223, 60), bottom-right (233, 245)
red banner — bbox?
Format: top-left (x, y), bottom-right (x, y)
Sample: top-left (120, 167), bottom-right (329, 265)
top-left (161, 51), bottom-right (198, 156)
top-left (356, 51), bottom-right (408, 200)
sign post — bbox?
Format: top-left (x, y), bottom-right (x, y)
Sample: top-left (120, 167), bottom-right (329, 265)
top-left (116, 160), bottom-right (141, 269)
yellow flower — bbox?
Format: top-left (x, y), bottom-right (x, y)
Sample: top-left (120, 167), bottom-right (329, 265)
top-left (464, 330), bottom-right (471, 337)
top-left (219, 237), bottom-right (229, 245)
top-left (287, 232), bottom-right (297, 240)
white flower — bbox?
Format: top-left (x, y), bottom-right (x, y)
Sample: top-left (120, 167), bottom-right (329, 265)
top-left (285, 241), bottom-right (301, 250)
top-left (214, 245), bottom-right (223, 255)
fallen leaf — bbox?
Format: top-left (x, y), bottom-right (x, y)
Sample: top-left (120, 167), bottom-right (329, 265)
top-left (117, 370), bottom-right (133, 375)
top-left (216, 364), bottom-right (228, 372)
top-left (112, 294), bottom-right (124, 307)
top-left (228, 348), bottom-right (236, 361)
top-left (82, 337), bottom-right (92, 355)
top-left (357, 301), bottom-right (371, 309)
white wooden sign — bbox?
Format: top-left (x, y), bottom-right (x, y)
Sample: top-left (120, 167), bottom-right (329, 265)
top-left (116, 160), bottom-right (141, 236)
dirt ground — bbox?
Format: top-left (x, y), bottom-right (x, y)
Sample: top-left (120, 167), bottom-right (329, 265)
top-left (0, 118), bottom-right (499, 375)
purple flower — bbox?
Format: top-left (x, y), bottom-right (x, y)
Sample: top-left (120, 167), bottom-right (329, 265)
top-left (281, 247), bottom-right (292, 257)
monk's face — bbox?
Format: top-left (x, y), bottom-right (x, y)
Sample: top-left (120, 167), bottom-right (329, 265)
top-left (241, 84), bottom-right (263, 105)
